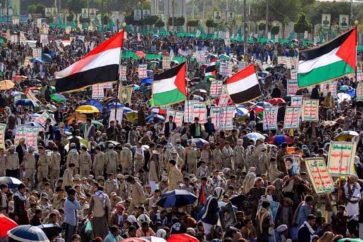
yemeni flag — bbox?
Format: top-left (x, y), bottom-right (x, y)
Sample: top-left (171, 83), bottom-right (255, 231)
top-left (152, 63), bottom-right (187, 106)
top-left (298, 27), bottom-right (357, 88)
top-left (226, 64), bottom-right (261, 103)
top-left (55, 30), bottom-right (124, 92)
top-left (205, 58), bottom-right (217, 79)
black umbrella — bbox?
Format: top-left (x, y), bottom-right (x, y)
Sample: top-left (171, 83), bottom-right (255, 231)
top-left (37, 224), bottom-right (62, 240)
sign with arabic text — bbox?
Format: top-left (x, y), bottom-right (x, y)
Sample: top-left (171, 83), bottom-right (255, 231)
top-left (263, 106), bottom-right (278, 130)
top-left (305, 158), bottom-right (335, 194)
top-left (302, 99), bottom-right (319, 122)
top-left (327, 141), bottom-right (356, 176)
top-left (283, 107), bottom-right (301, 129)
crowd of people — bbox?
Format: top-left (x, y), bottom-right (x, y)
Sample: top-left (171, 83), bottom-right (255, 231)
top-left (0, 19), bottom-right (362, 242)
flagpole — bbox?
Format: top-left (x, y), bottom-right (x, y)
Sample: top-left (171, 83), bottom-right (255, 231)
top-left (114, 28), bottom-right (125, 128)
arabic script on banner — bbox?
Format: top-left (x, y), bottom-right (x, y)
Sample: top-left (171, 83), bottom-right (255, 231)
top-left (305, 158), bottom-right (335, 194)
top-left (302, 99), bottom-right (319, 122)
top-left (283, 107), bottom-right (301, 129)
top-left (327, 141), bottom-right (356, 176)
top-left (263, 106), bottom-right (278, 130)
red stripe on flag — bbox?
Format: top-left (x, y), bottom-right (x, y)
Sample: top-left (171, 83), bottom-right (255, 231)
top-left (71, 30), bottom-right (124, 75)
top-left (226, 64), bottom-right (256, 84)
top-left (174, 63), bottom-right (187, 96)
top-left (336, 27), bottom-right (357, 70)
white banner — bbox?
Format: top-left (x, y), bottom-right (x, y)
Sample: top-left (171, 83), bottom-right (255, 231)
top-left (192, 103), bottom-right (207, 124)
top-left (109, 108), bottom-right (124, 125)
top-left (138, 64), bottom-right (148, 79)
top-left (263, 106), bottom-right (279, 130)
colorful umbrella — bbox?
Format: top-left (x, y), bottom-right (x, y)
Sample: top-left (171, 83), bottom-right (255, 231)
top-left (189, 138), bottom-right (209, 148)
top-left (335, 131), bottom-right (359, 141)
top-left (50, 93), bottom-right (67, 103)
top-left (256, 101), bottom-right (272, 107)
top-left (337, 93), bottom-right (351, 103)
top-left (15, 99), bottom-right (35, 107)
top-left (268, 98), bottom-right (286, 105)
top-left (245, 132), bottom-right (265, 142)
top-left (252, 106), bottom-right (264, 113)
top-left (37, 224), bottom-right (62, 241)
top-left (0, 176), bottom-right (22, 189)
top-left (84, 100), bottom-right (103, 112)
top-left (13, 75), bottom-right (27, 82)
top-left (339, 85), bottom-right (350, 92)
top-left (269, 135), bottom-right (294, 145)
top-left (120, 238), bottom-right (149, 242)
top-left (0, 214), bottom-right (17, 237)
top-left (8, 225), bottom-right (49, 242)
top-left (157, 189), bottom-right (197, 208)
top-left (0, 80), bottom-right (15, 90)
top-left (167, 233), bottom-right (199, 242)
top-left (76, 105), bottom-right (100, 114)
top-left (236, 107), bottom-right (249, 116)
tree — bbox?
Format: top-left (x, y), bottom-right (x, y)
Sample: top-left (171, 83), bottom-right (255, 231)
top-left (205, 19), bottom-right (217, 28)
top-left (294, 14), bottom-right (310, 34)
top-left (143, 16), bottom-right (159, 26)
top-left (304, 1), bottom-right (350, 26)
top-left (155, 19), bottom-right (165, 28)
top-left (27, 4), bottom-right (46, 14)
top-left (187, 20), bottom-right (199, 27)
top-left (168, 17), bottom-right (185, 26)
top-left (65, 0), bottom-right (87, 14)
top-left (271, 26), bottom-right (280, 35)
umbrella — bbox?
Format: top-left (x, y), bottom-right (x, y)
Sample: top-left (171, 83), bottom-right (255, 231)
top-left (106, 140), bottom-right (120, 146)
top-left (236, 107), bottom-right (249, 116)
top-left (245, 132), bottom-right (265, 142)
top-left (0, 80), bottom-right (15, 90)
top-left (37, 224), bottom-right (62, 240)
top-left (150, 107), bottom-right (167, 115)
top-left (76, 105), bottom-right (100, 114)
top-left (146, 114), bottom-right (165, 122)
top-left (8, 225), bottom-right (49, 242)
top-left (335, 131), bottom-right (359, 141)
top-left (337, 93), bottom-right (351, 103)
top-left (0, 214), bottom-right (17, 237)
top-left (0, 176), bottom-right (22, 189)
top-left (84, 100), bottom-right (103, 112)
top-left (256, 101), bottom-right (272, 107)
top-left (252, 106), bottom-right (264, 113)
top-left (30, 58), bottom-right (44, 63)
top-left (268, 98), bottom-right (286, 105)
top-left (339, 85), bottom-right (350, 92)
top-left (15, 99), bottom-right (35, 107)
top-left (141, 78), bottom-right (153, 85)
top-left (269, 135), bottom-right (294, 145)
top-left (338, 239), bottom-right (363, 242)
top-left (13, 75), bottom-right (27, 82)
top-left (107, 102), bottom-right (125, 110)
top-left (123, 107), bottom-right (133, 113)
top-left (189, 138), bottom-right (209, 148)
top-left (167, 233), bottom-right (199, 242)
top-left (50, 93), bottom-right (67, 103)
top-left (91, 120), bottom-right (104, 128)
top-left (133, 84), bottom-right (140, 91)
top-left (156, 189), bottom-right (197, 208)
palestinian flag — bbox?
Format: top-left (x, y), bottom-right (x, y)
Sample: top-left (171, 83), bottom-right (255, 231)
top-left (226, 64), bottom-right (261, 103)
top-left (298, 27), bottom-right (357, 88)
top-left (205, 58), bottom-right (217, 79)
top-left (152, 63), bottom-right (187, 106)
top-left (55, 30), bottom-right (124, 92)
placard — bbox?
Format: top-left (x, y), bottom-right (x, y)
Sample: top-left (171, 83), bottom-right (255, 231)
top-left (263, 106), bottom-right (278, 130)
top-left (210, 81), bottom-right (223, 97)
top-left (184, 100), bottom-right (197, 123)
top-left (291, 96), bottom-right (303, 107)
top-left (218, 87), bottom-right (230, 107)
top-left (118, 85), bottom-right (133, 104)
top-left (32, 48), bottom-right (42, 58)
top-left (357, 82), bottom-right (363, 101)
top-left (219, 62), bottom-right (229, 77)
top-left (210, 106), bottom-right (221, 129)
top-left (302, 99), bottom-right (319, 122)
top-left (40, 34), bottom-right (49, 46)
top-left (357, 68), bottom-right (363, 82)
top-left (109, 108), bottom-right (124, 125)
top-left (305, 158), bottom-right (335, 194)
top-left (138, 64), bottom-right (147, 78)
top-left (287, 79), bottom-right (298, 96)
top-left (192, 103), bottom-right (207, 124)
top-left (196, 51), bottom-right (206, 64)
top-left (327, 141), bottom-right (356, 176)
top-left (0, 124), bottom-right (6, 149)
top-left (219, 106), bottom-right (235, 130)
top-left (166, 110), bottom-right (183, 127)
top-left (283, 107), bottom-right (301, 129)
top-left (15, 126), bottom-right (40, 151)
top-left (92, 84), bottom-right (105, 99)
top-left (320, 81), bottom-right (337, 97)
top-left (162, 56), bottom-right (171, 69)
top-left (120, 65), bottom-right (127, 81)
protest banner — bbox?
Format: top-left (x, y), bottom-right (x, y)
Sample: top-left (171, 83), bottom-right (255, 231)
top-left (227, 62), bottom-right (233, 76)
top-left (32, 48), bottom-right (42, 58)
top-left (10, 35), bottom-right (18, 43)
top-left (0, 124), bottom-right (6, 149)
top-left (118, 85), bottom-right (133, 104)
top-left (210, 106), bottom-right (221, 129)
top-left (120, 65), bottom-right (127, 81)
top-left (357, 82), bottom-right (363, 101)
top-left (321, 82), bottom-right (337, 97)
top-left (210, 81), bottom-right (223, 97)
top-left (40, 34), bottom-right (49, 46)
top-left (109, 108), bottom-right (124, 125)
top-left (196, 51), bottom-right (206, 64)
top-left (219, 106), bottom-right (235, 130)
top-left (218, 87), bottom-right (230, 107)
top-left (220, 62), bottom-right (229, 77)
top-left (263, 106), bottom-right (278, 130)
top-left (302, 99), bottom-right (319, 122)
top-left (184, 100), bottom-right (198, 123)
top-left (92, 84), bottom-right (105, 99)
top-left (15, 126), bottom-right (40, 151)
top-left (192, 103), bottom-right (207, 124)
top-left (305, 158), bottom-right (335, 194)
top-left (103, 82), bottom-right (114, 89)
top-left (290, 69), bottom-right (297, 80)
top-left (23, 56), bottom-right (32, 67)
top-left (162, 56), bottom-right (171, 69)
top-left (357, 68), bottom-right (363, 82)
top-left (166, 110), bottom-right (183, 127)
top-left (291, 96), bottom-right (303, 107)
top-left (284, 155), bottom-right (301, 176)
top-left (283, 107), bottom-right (301, 129)
top-left (287, 79), bottom-right (298, 96)
top-left (327, 141), bottom-right (356, 176)
top-left (138, 64), bottom-right (148, 78)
